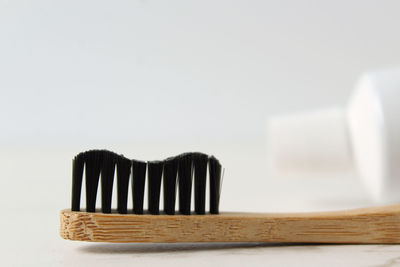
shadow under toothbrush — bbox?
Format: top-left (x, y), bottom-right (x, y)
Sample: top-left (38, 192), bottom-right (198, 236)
top-left (78, 242), bottom-right (329, 254)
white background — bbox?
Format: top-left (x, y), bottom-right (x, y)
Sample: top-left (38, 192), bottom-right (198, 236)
top-left (1, 0), bottom-right (400, 266)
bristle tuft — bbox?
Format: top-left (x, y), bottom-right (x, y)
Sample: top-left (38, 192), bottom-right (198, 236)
top-left (100, 151), bottom-right (116, 213)
top-left (116, 156), bottom-right (131, 214)
top-left (209, 156), bottom-right (222, 214)
top-left (71, 153), bottom-right (84, 211)
top-left (147, 161), bottom-right (163, 215)
top-left (178, 153), bottom-right (193, 215)
top-left (163, 157), bottom-right (178, 215)
top-left (85, 150), bottom-right (102, 212)
top-left (132, 160), bottom-right (147, 214)
top-left (193, 153), bottom-right (208, 214)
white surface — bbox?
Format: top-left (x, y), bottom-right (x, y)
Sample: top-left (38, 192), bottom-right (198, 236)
top-left (2, 0), bottom-right (400, 266)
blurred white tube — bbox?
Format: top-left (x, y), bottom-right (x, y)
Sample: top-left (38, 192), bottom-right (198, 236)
top-left (267, 68), bottom-right (400, 204)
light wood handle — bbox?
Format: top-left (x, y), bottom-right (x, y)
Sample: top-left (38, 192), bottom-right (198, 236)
top-left (60, 205), bottom-right (400, 243)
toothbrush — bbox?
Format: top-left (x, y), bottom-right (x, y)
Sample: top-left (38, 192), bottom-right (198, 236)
top-left (60, 150), bottom-right (400, 243)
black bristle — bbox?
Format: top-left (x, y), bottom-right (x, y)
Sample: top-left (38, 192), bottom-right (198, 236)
top-left (100, 151), bottom-right (116, 213)
top-left (116, 156), bottom-right (131, 214)
top-left (147, 161), bottom-right (163, 215)
top-left (132, 159), bottom-right (147, 214)
top-left (85, 150), bottom-right (102, 212)
top-left (163, 157), bottom-right (178, 215)
top-left (209, 156), bottom-right (222, 214)
top-left (71, 153), bottom-right (84, 211)
top-left (71, 150), bottom-right (223, 215)
top-left (193, 153), bottom-right (208, 214)
top-left (178, 154), bottom-right (193, 215)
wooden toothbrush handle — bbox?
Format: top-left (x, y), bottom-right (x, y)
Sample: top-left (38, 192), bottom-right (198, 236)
top-left (242, 205), bottom-right (400, 244)
top-left (60, 205), bottom-right (400, 243)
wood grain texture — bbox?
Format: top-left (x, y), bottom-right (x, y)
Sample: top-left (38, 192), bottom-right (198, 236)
top-left (60, 205), bottom-right (400, 243)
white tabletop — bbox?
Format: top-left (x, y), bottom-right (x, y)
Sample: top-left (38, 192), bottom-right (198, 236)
top-left (2, 142), bottom-right (399, 267)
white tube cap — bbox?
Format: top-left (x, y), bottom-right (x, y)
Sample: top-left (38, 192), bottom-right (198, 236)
top-left (348, 70), bottom-right (400, 203)
top-left (267, 108), bottom-right (353, 175)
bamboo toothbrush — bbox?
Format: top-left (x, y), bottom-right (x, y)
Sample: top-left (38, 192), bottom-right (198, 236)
top-left (60, 150), bottom-right (400, 244)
